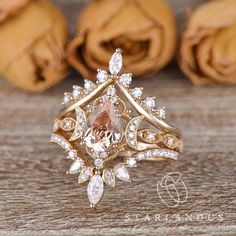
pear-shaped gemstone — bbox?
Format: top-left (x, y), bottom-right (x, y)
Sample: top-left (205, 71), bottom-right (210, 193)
top-left (102, 169), bottom-right (116, 187)
top-left (68, 159), bottom-right (84, 174)
top-left (84, 97), bottom-right (123, 156)
top-left (114, 164), bottom-right (130, 182)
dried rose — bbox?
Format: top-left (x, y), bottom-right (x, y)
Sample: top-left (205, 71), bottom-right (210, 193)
top-left (180, 0), bottom-right (236, 85)
top-left (67, 0), bottom-right (177, 79)
top-left (0, 1), bottom-right (68, 92)
top-left (0, 0), bottom-right (29, 22)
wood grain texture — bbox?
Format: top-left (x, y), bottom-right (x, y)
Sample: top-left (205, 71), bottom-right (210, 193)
top-left (0, 1), bottom-right (236, 236)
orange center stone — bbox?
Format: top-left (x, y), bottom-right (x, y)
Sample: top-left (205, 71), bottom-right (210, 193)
top-left (84, 97), bottom-right (123, 157)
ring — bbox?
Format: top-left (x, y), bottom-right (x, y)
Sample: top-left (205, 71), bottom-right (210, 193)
top-left (50, 49), bottom-right (183, 207)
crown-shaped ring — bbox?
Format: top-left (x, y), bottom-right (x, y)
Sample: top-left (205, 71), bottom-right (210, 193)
top-left (50, 49), bottom-right (183, 207)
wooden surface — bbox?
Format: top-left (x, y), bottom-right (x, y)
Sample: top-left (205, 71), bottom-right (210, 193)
top-left (0, 1), bottom-right (236, 236)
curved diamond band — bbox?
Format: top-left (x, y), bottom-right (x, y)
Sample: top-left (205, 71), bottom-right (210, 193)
top-left (50, 49), bottom-right (183, 207)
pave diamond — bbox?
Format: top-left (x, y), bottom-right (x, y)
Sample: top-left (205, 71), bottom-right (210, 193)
top-left (134, 148), bottom-right (178, 161)
top-left (126, 116), bottom-right (144, 149)
top-left (156, 106), bottom-right (166, 119)
top-left (114, 163), bottom-right (130, 182)
top-left (119, 73), bottom-right (132, 87)
top-left (97, 69), bottom-right (108, 83)
top-left (70, 108), bottom-right (86, 141)
top-left (50, 134), bottom-right (72, 151)
top-left (87, 174), bottom-right (104, 205)
top-left (126, 158), bottom-right (137, 167)
top-left (109, 49), bottom-right (122, 75)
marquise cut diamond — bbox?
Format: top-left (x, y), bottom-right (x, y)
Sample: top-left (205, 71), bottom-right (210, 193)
top-left (87, 174), bottom-right (104, 205)
top-left (109, 49), bottom-right (122, 75)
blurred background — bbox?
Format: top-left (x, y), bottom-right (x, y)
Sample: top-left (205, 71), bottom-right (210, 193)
top-left (0, 1), bottom-right (236, 235)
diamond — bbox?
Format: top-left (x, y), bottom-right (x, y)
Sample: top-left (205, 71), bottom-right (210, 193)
top-left (163, 135), bottom-right (178, 149)
top-left (68, 159), bottom-right (84, 174)
top-left (126, 158), bottom-right (137, 167)
top-left (84, 80), bottom-right (95, 91)
top-left (78, 167), bottom-right (94, 184)
top-left (128, 132), bottom-right (135, 139)
top-left (144, 97), bottom-right (156, 110)
top-left (67, 150), bottom-right (77, 159)
top-left (107, 86), bottom-right (116, 97)
top-left (146, 131), bottom-right (156, 142)
top-left (50, 134), bottom-right (72, 151)
top-left (84, 97), bottom-right (123, 154)
top-left (109, 49), bottom-right (122, 75)
top-left (146, 150), bottom-right (153, 158)
top-left (97, 69), bottom-right (108, 83)
top-left (87, 174), bottom-right (104, 206)
top-left (128, 124), bottom-right (136, 131)
top-left (126, 116), bottom-right (144, 149)
top-left (137, 152), bottom-right (145, 160)
top-left (131, 88), bottom-right (143, 99)
top-left (72, 85), bottom-right (83, 98)
top-left (119, 73), bottom-right (132, 87)
top-left (70, 108), bottom-right (86, 141)
top-left (167, 137), bottom-right (174, 146)
top-left (63, 93), bottom-right (73, 105)
top-left (102, 169), bottom-right (115, 188)
top-left (156, 106), bottom-right (166, 119)
top-left (94, 159), bottom-right (104, 169)
top-left (60, 117), bottom-right (76, 131)
top-left (114, 164), bottom-right (130, 182)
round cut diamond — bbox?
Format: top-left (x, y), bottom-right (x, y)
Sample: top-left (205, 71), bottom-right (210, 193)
top-left (144, 97), bottom-right (155, 110)
top-left (72, 86), bottom-right (83, 98)
top-left (131, 88), bottom-right (143, 99)
top-left (97, 70), bottom-right (108, 83)
top-left (107, 86), bottom-right (116, 96)
top-left (126, 158), bottom-right (137, 167)
top-left (119, 74), bottom-right (132, 86)
top-left (94, 159), bottom-right (104, 168)
top-left (63, 93), bottom-right (73, 104)
top-left (67, 150), bottom-right (77, 159)
top-left (146, 131), bottom-right (156, 142)
top-left (84, 80), bottom-right (95, 90)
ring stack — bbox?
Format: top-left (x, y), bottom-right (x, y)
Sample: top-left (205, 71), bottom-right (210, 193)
top-left (50, 49), bottom-right (183, 207)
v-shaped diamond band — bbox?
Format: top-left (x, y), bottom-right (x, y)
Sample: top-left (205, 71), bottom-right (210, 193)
top-left (50, 49), bottom-right (183, 207)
